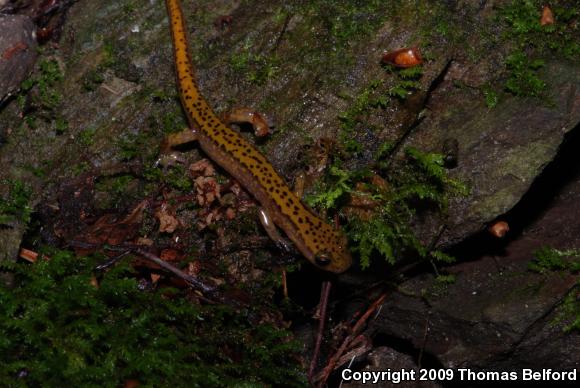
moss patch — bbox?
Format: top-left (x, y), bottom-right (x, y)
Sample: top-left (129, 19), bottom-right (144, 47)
top-left (0, 249), bottom-right (305, 386)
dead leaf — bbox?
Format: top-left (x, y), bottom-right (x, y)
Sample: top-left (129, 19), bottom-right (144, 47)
top-left (190, 158), bottom-right (216, 177)
top-left (160, 248), bottom-right (183, 262)
top-left (155, 203), bottom-right (180, 233)
top-left (19, 248), bottom-right (39, 263)
top-left (194, 176), bottom-right (220, 206)
top-left (541, 5), bottom-right (554, 26)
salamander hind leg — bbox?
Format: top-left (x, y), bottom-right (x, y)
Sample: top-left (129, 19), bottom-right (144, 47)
top-left (222, 107), bottom-right (272, 138)
top-left (156, 127), bottom-right (199, 167)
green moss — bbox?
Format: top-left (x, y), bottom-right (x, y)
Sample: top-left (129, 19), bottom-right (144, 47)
top-left (37, 60), bottom-right (64, 109)
top-left (336, 79), bottom-right (392, 157)
top-left (19, 59), bottom-right (64, 111)
top-left (0, 249), bottom-right (305, 386)
top-left (481, 84), bottom-right (499, 109)
top-left (71, 162), bottom-right (91, 176)
top-left (54, 117), bottom-right (69, 135)
top-left (306, 165), bottom-right (361, 211)
top-left (307, 144), bottom-right (467, 269)
top-left (528, 246), bottom-right (580, 273)
top-left (504, 51), bottom-right (545, 97)
top-left (25, 115), bottom-right (39, 129)
top-left (115, 131), bottom-right (157, 162)
top-left (161, 110), bottom-right (187, 134)
top-left (156, 164), bottom-right (193, 192)
top-left (553, 288), bottom-right (580, 333)
top-left (23, 164), bottom-right (47, 178)
top-left (94, 175), bottom-right (137, 209)
top-left (311, 0), bottom-right (386, 47)
top-left (228, 0), bottom-right (392, 88)
top-left (338, 80), bottom-right (386, 132)
top-left (0, 179), bottom-right (32, 226)
top-left (81, 69), bottom-right (105, 92)
top-left (435, 274), bottom-right (456, 284)
top-left (386, 66), bottom-right (424, 100)
top-left (500, 0), bottom-right (544, 36)
top-left (229, 44), bottom-right (280, 86)
top-left (498, 0), bottom-right (579, 98)
top-left (78, 127), bottom-right (97, 147)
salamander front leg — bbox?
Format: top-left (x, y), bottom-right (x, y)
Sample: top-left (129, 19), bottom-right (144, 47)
top-left (293, 172), bottom-right (306, 198)
top-left (258, 208), bottom-right (293, 253)
top-left (156, 127), bottom-right (199, 167)
top-left (223, 107), bottom-right (271, 138)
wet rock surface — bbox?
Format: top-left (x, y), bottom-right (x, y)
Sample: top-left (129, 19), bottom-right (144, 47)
top-left (0, 14), bottom-right (37, 104)
top-left (407, 60), bottom-right (580, 247)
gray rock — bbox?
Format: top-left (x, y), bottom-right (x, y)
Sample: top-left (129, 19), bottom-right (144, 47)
top-left (0, 14), bottom-right (38, 104)
top-left (367, 168), bottom-right (580, 371)
top-left (405, 60), bottom-right (580, 247)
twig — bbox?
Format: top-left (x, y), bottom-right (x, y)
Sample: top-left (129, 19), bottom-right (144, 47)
top-left (271, 12), bottom-right (291, 52)
top-left (132, 247), bottom-right (216, 295)
top-left (309, 280), bottom-right (332, 384)
top-left (282, 269), bottom-right (288, 299)
top-left (68, 240), bottom-right (220, 301)
top-left (417, 313), bottom-right (431, 368)
top-left (314, 292), bottom-right (388, 386)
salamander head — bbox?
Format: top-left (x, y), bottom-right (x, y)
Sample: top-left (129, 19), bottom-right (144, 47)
top-left (310, 229), bottom-right (352, 273)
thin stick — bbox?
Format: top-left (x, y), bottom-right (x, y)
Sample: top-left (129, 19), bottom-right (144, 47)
top-left (417, 313), bottom-right (431, 368)
top-left (308, 280), bottom-right (332, 384)
top-left (282, 270), bottom-right (288, 299)
top-left (271, 12), bottom-right (291, 52)
top-left (69, 240), bottom-right (219, 299)
top-left (314, 292), bottom-right (387, 386)
top-left (132, 248), bottom-right (216, 295)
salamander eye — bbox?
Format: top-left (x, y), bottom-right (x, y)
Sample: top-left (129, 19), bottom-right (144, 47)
top-left (315, 251), bottom-right (331, 266)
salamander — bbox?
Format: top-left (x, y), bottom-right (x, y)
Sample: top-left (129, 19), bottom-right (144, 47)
top-left (164, 0), bottom-right (351, 273)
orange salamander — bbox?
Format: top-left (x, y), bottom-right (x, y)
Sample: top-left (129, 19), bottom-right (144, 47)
top-left (163, 0), bottom-right (351, 273)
